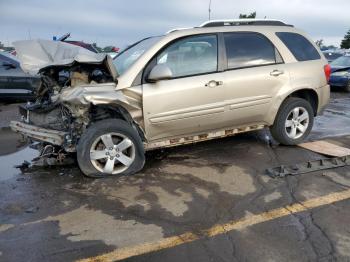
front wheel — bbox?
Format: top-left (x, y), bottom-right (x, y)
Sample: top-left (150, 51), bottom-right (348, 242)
top-left (77, 119), bottom-right (145, 178)
top-left (270, 97), bottom-right (314, 145)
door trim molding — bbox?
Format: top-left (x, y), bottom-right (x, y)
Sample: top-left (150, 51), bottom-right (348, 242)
top-left (144, 124), bottom-right (265, 150)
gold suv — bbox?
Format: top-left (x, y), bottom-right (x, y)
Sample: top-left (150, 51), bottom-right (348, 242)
top-left (11, 19), bottom-right (330, 177)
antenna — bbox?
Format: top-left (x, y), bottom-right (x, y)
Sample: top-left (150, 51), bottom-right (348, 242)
top-left (208, 0), bottom-right (212, 20)
top-left (27, 29), bottom-right (32, 40)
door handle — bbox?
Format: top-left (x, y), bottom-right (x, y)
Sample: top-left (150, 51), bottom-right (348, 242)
top-left (270, 70), bottom-right (284, 77)
top-left (205, 80), bottom-right (223, 88)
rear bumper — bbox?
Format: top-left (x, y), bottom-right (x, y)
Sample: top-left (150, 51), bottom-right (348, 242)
top-left (329, 76), bottom-right (349, 87)
top-left (10, 121), bottom-right (67, 146)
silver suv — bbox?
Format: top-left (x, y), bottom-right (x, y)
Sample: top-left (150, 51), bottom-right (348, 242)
top-left (11, 19), bottom-right (330, 177)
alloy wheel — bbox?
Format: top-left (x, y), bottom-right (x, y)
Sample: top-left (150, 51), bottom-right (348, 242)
top-left (89, 132), bottom-right (135, 175)
top-left (285, 107), bottom-right (310, 139)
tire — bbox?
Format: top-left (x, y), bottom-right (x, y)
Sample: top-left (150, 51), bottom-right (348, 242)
top-left (76, 119), bottom-right (145, 178)
top-left (344, 81), bottom-right (350, 93)
top-left (270, 97), bottom-right (314, 145)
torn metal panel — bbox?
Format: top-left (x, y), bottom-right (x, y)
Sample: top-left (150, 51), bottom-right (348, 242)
top-left (59, 83), bottom-right (143, 124)
top-left (10, 121), bottom-right (67, 146)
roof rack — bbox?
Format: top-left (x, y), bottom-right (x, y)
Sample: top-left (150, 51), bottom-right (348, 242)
top-left (166, 27), bottom-right (191, 34)
top-left (200, 19), bottom-right (293, 27)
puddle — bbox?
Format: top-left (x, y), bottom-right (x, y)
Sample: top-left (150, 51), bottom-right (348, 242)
top-left (0, 127), bottom-right (28, 156)
top-left (309, 98), bottom-right (350, 140)
top-left (0, 146), bottom-right (38, 181)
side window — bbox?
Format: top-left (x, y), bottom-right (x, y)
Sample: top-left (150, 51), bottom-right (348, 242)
top-left (0, 54), bottom-right (19, 73)
top-left (224, 32), bottom-right (279, 69)
top-left (0, 56), bottom-right (6, 74)
top-left (276, 32), bottom-right (321, 61)
top-left (156, 35), bottom-right (218, 78)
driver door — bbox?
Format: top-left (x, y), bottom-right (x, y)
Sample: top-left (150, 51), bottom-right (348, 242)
top-left (142, 34), bottom-right (228, 141)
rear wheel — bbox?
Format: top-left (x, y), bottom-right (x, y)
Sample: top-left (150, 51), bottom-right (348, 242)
top-left (77, 119), bottom-right (145, 178)
top-left (270, 97), bottom-right (314, 145)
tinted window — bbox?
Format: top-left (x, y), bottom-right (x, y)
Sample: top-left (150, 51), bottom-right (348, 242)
top-left (156, 35), bottom-right (218, 78)
top-left (224, 32), bottom-right (278, 69)
top-left (0, 54), bottom-right (15, 74)
top-left (276, 32), bottom-right (321, 61)
top-left (0, 53), bottom-right (20, 67)
top-left (0, 56), bottom-right (5, 74)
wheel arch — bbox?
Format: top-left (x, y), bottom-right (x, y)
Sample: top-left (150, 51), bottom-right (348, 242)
top-left (287, 89), bottom-right (319, 116)
top-left (266, 88), bottom-right (319, 126)
top-left (89, 104), bottom-right (146, 142)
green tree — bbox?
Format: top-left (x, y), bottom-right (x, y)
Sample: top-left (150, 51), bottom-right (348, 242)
top-left (341, 29), bottom-right (350, 49)
top-left (239, 12), bottom-right (256, 19)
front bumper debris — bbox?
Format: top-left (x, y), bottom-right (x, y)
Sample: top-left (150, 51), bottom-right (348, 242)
top-left (266, 155), bottom-right (350, 178)
top-left (10, 121), bottom-right (67, 146)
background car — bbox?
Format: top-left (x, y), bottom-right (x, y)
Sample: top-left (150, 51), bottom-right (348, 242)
top-left (322, 50), bottom-right (343, 63)
top-left (0, 51), bottom-right (40, 100)
top-left (329, 55), bottom-right (350, 91)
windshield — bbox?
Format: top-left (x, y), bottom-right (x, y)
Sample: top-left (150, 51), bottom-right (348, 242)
top-left (331, 56), bottom-right (350, 67)
top-left (113, 36), bottom-right (161, 75)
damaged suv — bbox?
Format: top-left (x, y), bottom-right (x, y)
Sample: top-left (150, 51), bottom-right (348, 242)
top-left (11, 19), bottom-right (330, 177)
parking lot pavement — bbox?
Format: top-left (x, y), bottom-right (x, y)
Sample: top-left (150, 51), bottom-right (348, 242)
top-left (1, 93), bottom-right (350, 262)
top-left (0, 102), bottom-right (21, 128)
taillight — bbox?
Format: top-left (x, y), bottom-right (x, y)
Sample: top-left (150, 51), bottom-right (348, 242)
top-left (324, 64), bottom-right (331, 83)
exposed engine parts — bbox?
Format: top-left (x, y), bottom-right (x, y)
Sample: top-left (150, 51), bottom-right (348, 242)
top-left (35, 63), bottom-right (114, 105)
top-left (33, 144), bottom-right (75, 166)
top-left (17, 61), bottom-right (116, 153)
top-left (21, 104), bottom-right (71, 131)
top-left (13, 57), bottom-right (143, 156)
top-left (11, 40), bottom-right (144, 164)
top-left (15, 144), bottom-right (75, 170)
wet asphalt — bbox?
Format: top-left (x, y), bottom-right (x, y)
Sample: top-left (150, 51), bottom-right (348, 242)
top-left (1, 91), bottom-right (350, 262)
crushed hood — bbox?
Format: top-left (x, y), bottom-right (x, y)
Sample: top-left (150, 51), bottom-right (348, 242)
top-left (13, 39), bottom-right (118, 80)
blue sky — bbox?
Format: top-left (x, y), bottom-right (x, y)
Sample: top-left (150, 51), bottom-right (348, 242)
top-left (0, 0), bottom-right (349, 48)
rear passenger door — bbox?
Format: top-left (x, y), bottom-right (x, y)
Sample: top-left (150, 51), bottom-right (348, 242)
top-left (222, 32), bottom-right (290, 126)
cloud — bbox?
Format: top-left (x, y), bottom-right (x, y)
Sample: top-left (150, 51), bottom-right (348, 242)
top-left (0, 0), bottom-right (349, 47)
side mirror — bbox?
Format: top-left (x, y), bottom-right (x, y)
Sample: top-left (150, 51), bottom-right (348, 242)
top-left (147, 64), bottom-right (173, 82)
top-left (2, 61), bottom-right (17, 69)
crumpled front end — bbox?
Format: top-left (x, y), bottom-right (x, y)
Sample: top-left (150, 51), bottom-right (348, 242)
top-left (10, 40), bottom-right (143, 153)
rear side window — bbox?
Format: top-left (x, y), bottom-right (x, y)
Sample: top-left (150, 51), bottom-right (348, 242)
top-left (276, 32), bottom-right (321, 61)
top-left (224, 32), bottom-right (279, 69)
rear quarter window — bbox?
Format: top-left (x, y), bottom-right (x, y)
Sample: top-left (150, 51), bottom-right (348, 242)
top-left (276, 32), bottom-right (321, 61)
